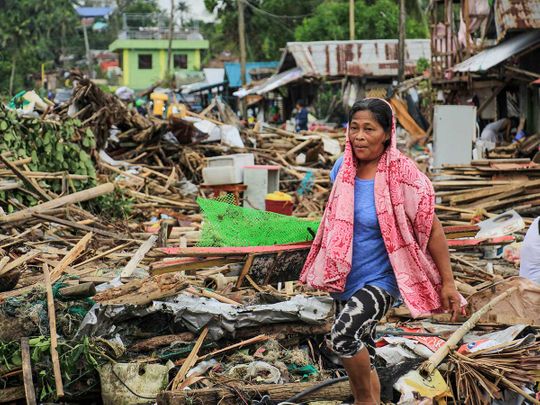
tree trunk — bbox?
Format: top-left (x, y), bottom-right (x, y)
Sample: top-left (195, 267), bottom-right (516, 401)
top-left (9, 56), bottom-right (16, 97)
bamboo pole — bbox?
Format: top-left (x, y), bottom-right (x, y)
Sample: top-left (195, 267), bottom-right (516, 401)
top-left (43, 264), bottom-right (64, 398)
top-left (420, 286), bottom-right (519, 375)
top-left (0, 183), bottom-right (114, 224)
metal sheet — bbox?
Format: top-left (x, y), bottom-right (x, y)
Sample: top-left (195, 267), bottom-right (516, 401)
top-left (279, 40), bottom-right (431, 78)
top-left (495, 0), bottom-right (540, 41)
top-left (233, 67), bottom-right (304, 98)
top-left (433, 105), bottom-right (476, 167)
top-left (452, 30), bottom-right (540, 72)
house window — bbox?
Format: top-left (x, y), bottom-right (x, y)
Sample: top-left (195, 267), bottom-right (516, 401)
top-left (138, 54), bottom-right (152, 69)
top-left (173, 54), bottom-right (188, 69)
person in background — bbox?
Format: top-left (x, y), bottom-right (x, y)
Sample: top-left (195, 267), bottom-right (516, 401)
top-left (295, 99), bottom-right (309, 132)
top-left (135, 98), bottom-right (147, 116)
top-left (480, 117), bottom-right (512, 144)
top-left (520, 217), bottom-right (540, 284)
top-left (513, 116), bottom-right (527, 142)
top-left (300, 98), bottom-right (464, 405)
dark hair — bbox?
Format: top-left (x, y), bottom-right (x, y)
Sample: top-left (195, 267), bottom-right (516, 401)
top-left (348, 98), bottom-right (393, 148)
top-left (349, 98), bottom-right (393, 132)
top-left (296, 99), bottom-right (306, 108)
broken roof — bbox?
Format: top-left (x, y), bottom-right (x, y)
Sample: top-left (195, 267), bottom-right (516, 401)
top-left (495, 0), bottom-right (540, 41)
top-left (277, 39), bottom-right (431, 78)
top-left (453, 30), bottom-right (540, 73)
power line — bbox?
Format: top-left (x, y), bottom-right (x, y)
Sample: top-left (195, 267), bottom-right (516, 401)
top-left (241, 0), bottom-right (315, 20)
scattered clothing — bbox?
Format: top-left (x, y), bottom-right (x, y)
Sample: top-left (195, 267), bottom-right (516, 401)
top-left (300, 98), bottom-right (466, 318)
top-left (520, 217), bottom-right (540, 284)
top-left (329, 157), bottom-right (399, 301)
top-left (330, 285), bottom-right (395, 360)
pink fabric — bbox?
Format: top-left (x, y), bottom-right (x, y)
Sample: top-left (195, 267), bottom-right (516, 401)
top-left (299, 98), bottom-right (465, 318)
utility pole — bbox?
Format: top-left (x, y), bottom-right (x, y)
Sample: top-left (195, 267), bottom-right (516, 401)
top-left (237, 0), bottom-right (247, 118)
top-left (166, 0), bottom-right (174, 82)
top-left (82, 20), bottom-right (92, 73)
top-left (349, 0), bottom-right (355, 41)
top-left (398, 0), bottom-right (406, 82)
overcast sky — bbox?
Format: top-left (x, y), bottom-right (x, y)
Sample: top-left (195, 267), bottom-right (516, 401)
top-left (158, 0), bottom-right (216, 22)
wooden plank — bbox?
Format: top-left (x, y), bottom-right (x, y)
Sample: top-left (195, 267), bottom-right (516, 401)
top-left (120, 234), bottom-right (158, 278)
top-left (158, 242), bottom-right (312, 257)
top-left (50, 233), bottom-right (93, 282)
top-left (0, 251), bottom-right (41, 277)
top-left (0, 183), bottom-right (114, 224)
top-left (58, 282), bottom-right (96, 298)
top-left (235, 253), bottom-right (255, 288)
top-left (150, 257), bottom-right (241, 276)
top-left (171, 327), bottom-right (209, 390)
top-left (20, 337), bottom-right (37, 405)
top-left (43, 264), bottom-right (64, 398)
top-left (185, 286), bottom-right (241, 306)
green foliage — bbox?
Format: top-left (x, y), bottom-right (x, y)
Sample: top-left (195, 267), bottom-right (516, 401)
top-left (295, 0), bottom-right (428, 41)
top-left (202, 0), bottom-right (428, 62)
top-left (0, 105), bottom-right (97, 210)
top-left (87, 187), bottom-right (134, 220)
top-left (0, 0), bottom-right (80, 93)
top-left (202, 0), bottom-right (324, 61)
top-left (0, 336), bottom-right (116, 401)
top-left (416, 57), bottom-right (430, 74)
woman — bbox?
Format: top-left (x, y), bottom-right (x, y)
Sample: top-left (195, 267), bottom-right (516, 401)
top-left (300, 98), bottom-right (464, 405)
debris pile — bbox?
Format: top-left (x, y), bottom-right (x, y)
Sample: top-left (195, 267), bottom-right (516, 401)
top-left (0, 82), bottom-right (539, 405)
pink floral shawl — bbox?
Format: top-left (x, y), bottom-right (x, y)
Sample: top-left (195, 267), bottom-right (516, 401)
top-left (299, 98), bottom-right (464, 318)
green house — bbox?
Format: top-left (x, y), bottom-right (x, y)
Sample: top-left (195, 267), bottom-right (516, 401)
top-left (109, 38), bottom-right (209, 90)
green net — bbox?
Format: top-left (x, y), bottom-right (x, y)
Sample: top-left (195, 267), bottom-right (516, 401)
top-left (197, 196), bottom-right (320, 247)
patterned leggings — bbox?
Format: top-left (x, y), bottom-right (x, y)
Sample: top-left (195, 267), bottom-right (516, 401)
top-left (330, 285), bottom-right (395, 361)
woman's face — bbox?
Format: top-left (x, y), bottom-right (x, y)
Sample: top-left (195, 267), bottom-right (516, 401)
top-left (348, 110), bottom-right (390, 162)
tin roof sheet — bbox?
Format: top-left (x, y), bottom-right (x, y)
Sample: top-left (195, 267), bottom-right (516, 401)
top-left (495, 0), bottom-right (540, 41)
top-left (278, 39), bottom-right (431, 78)
top-left (453, 30), bottom-right (540, 72)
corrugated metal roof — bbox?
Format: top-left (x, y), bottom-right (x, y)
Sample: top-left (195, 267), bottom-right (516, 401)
top-left (278, 40), bottom-right (431, 78)
top-left (495, 0), bottom-right (540, 41)
top-left (224, 62), bottom-right (279, 88)
top-left (453, 30), bottom-right (540, 72)
top-left (234, 67), bottom-right (304, 98)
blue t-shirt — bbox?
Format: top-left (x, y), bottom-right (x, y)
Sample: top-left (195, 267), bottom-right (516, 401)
top-left (330, 156), bottom-right (399, 301)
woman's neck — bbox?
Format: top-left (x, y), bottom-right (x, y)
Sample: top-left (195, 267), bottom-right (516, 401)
top-left (356, 158), bottom-right (380, 179)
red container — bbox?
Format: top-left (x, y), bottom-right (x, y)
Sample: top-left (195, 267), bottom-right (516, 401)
top-left (265, 199), bottom-right (294, 216)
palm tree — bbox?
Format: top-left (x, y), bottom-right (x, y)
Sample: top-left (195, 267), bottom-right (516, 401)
top-left (177, 1), bottom-right (189, 27)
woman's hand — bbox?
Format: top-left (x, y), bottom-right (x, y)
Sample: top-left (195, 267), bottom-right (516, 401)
top-left (440, 282), bottom-right (461, 321)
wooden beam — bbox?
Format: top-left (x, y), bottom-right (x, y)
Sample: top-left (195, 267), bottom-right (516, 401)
top-left (158, 243), bottom-right (312, 257)
top-left (20, 337), bottom-right (37, 405)
top-left (43, 264), bottom-right (64, 398)
top-left (120, 235), bottom-right (158, 278)
top-left (0, 183), bottom-right (114, 224)
top-left (50, 233), bottom-right (93, 282)
top-left (171, 327), bottom-right (209, 390)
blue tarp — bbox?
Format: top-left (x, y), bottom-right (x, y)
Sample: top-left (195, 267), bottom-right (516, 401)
top-left (224, 61), bottom-right (278, 88)
top-left (76, 7), bottom-right (115, 18)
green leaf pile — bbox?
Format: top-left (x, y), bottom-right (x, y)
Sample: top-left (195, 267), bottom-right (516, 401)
top-left (0, 105), bottom-right (97, 211)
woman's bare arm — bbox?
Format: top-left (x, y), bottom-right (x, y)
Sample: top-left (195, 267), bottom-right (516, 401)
top-left (428, 215), bottom-right (461, 320)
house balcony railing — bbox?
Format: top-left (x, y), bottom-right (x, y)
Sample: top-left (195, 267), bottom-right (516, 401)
top-left (118, 28), bottom-right (203, 41)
